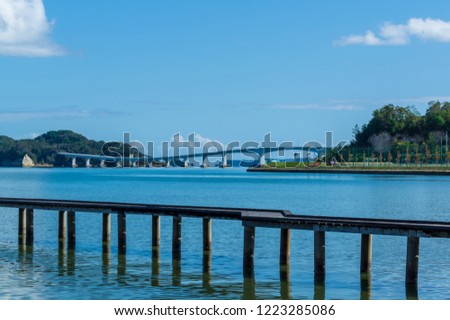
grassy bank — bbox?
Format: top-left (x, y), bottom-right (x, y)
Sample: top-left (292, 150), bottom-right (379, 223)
top-left (250, 162), bottom-right (450, 175)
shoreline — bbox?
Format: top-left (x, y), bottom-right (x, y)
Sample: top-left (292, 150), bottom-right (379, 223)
top-left (247, 167), bottom-right (450, 176)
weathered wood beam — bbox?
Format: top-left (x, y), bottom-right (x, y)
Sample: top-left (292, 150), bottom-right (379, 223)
top-left (314, 231), bottom-right (325, 276)
top-left (405, 236), bottom-right (420, 284)
top-left (360, 234), bottom-right (372, 272)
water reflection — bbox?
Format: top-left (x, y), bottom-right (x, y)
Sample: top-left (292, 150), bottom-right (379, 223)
top-left (18, 234), bottom-right (25, 247)
top-left (151, 247), bottom-right (160, 287)
top-left (172, 259), bottom-right (181, 286)
top-left (314, 275), bottom-right (325, 300)
top-left (102, 249), bottom-right (110, 275)
top-left (242, 271), bottom-right (256, 300)
top-left (67, 249), bottom-right (76, 276)
top-left (360, 272), bottom-right (372, 300)
top-left (18, 244), bottom-right (33, 265)
top-left (406, 284), bottom-right (419, 300)
top-left (280, 265), bottom-right (291, 299)
top-left (202, 251), bottom-right (212, 289)
top-left (11, 244), bottom-right (424, 300)
top-left (117, 254), bottom-right (126, 281)
top-left (58, 248), bottom-right (66, 276)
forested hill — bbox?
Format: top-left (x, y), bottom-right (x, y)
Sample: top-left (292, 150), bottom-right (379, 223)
top-left (0, 130), bottom-right (106, 167)
top-left (352, 101), bottom-right (450, 150)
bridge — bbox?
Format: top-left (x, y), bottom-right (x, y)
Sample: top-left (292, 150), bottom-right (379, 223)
top-left (58, 146), bottom-right (324, 168)
top-left (1, 196), bottom-right (449, 297)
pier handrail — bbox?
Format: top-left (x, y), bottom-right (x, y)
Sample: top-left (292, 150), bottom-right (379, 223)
top-left (1, 197), bottom-right (450, 237)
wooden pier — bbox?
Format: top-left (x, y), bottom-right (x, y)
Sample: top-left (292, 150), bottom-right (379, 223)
top-left (2, 197), bottom-right (450, 291)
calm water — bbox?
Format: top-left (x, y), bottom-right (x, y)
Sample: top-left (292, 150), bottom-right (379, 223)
top-left (1, 167), bottom-right (450, 300)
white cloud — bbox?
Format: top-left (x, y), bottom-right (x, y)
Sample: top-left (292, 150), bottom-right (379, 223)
top-left (273, 104), bottom-right (364, 111)
top-left (0, 109), bottom-right (89, 121)
top-left (335, 18), bottom-right (450, 46)
top-left (389, 96), bottom-right (450, 105)
top-left (0, 0), bottom-right (65, 56)
top-left (0, 107), bottom-right (127, 121)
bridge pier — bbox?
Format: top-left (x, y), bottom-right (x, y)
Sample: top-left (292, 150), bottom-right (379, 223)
top-left (100, 160), bottom-right (106, 168)
top-left (203, 218), bottom-right (212, 252)
top-left (71, 157), bottom-right (77, 168)
top-left (406, 236), bottom-right (420, 285)
top-left (360, 234), bottom-right (372, 272)
top-left (58, 210), bottom-right (67, 248)
top-left (6, 197), bottom-right (450, 295)
top-left (152, 215), bottom-right (160, 247)
top-left (102, 213), bottom-right (111, 252)
top-left (243, 226), bottom-right (256, 275)
top-left (118, 212), bottom-right (126, 255)
top-left (172, 216), bottom-right (182, 260)
top-left (18, 208), bottom-right (26, 242)
top-left (152, 215), bottom-right (160, 262)
top-left (67, 211), bottom-right (76, 249)
top-left (314, 231), bottom-right (326, 276)
top-left (25, 209), bottom-right (34, 246)
top-left (85, 158), bottom-right (92, 168)
top-left (280, 228), bottom-right (290, 266)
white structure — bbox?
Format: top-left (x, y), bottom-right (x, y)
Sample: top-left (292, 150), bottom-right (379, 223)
top-left (22, 154), bottom-right (35, 168)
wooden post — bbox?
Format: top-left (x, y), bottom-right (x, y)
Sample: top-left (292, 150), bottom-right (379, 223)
top-left (202, 218), bottom-right (212, 279)
top-left (118, 211), bottom-right (126, 255)
top-left (102, 213), bottom-right (111, 243)
top-left (360, 234), bottom-right (372, 272)
top-left (67, 211), bottom-right (76, 249)
top-left (243, 226), bottom-right (256, 273)
top-left (280, 228), bottom-right (290, 266)
top-left (314, 231), bottom-right (325, 276)
top-left (172, 215), bottom-right (182, 260)
top-left (18, 208), bottom-right (26, 239)
top-left (406, 236), bottom-right (420, 284)
top-left (25, 209), bottom-right (34, 246)
top-left (152, 215), bottom-right (160, 248)
top-left (102, 213), bottom-right (111, 254)
top-left (172, 216), bottom-right (182, 286)
top-left (203, 218), bottom-right (212, 252)
top-left (58, 211), bottom-right (67, 247)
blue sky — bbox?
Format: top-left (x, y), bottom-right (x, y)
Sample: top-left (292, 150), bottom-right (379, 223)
top-left (1, 0), bottom-right (450, 146)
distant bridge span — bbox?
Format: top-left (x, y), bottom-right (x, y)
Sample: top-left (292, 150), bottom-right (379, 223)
top-left (58, 146), bottom-right (325, 168)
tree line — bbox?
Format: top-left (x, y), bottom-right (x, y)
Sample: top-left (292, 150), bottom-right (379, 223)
top-left (0, 130), bottom-right (108, 166)
top-left (343, 101), bottom-right (450, 165)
